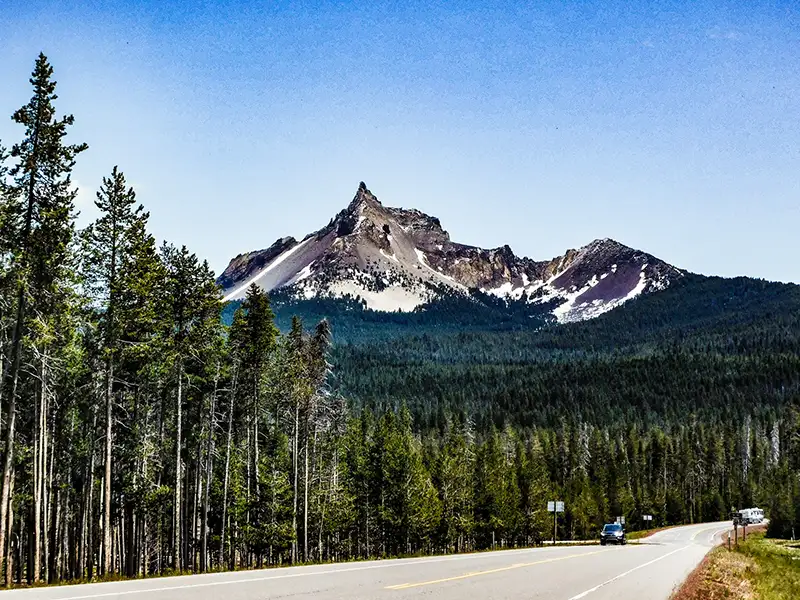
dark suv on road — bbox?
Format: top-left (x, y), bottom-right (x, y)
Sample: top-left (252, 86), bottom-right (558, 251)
top-left (600, 523), bottom-right (626, 545)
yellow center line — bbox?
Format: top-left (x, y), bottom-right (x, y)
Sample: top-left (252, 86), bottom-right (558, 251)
top-left (385, 549), bottom-right (608, 590)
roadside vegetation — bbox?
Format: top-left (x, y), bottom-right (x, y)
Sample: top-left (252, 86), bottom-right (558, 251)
top-left (672, 532), bottom-right (800, 600)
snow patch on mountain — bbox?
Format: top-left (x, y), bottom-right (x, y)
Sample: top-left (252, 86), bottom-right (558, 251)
top-left (380, 248), bottom-right (399, 263)
top-left (287, 262), bottom-right (315, 286)
top-left (552, 274), bottom-right (602, 322)
top-left (327, 280), bottom-right (428, 312)
top-left (414, 248), bottom-right (460, 285)
top-left (483, 281), bottom-right (515, 298)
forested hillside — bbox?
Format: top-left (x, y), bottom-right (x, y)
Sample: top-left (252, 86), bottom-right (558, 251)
top-left (331, 274), bottom-right (800, 426)
top-left (222, 287), bottom-right (561, 342)
top-left (325, 275), bottom-right (800, 543)
top-left (0, 55), bottom-right (798, 590)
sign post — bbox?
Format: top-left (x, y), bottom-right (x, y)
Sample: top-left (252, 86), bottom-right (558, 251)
top-left (548, 501), bottom-right (564, 545)
top-left (731, 511), bottom-right (743, 547)
top-left (642, 514), bottom-right (653, 530)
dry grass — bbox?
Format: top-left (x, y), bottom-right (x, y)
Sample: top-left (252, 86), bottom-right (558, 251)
top-left (672, 545), bottom-right (756, 600)
top-left (672, 531), bottom-right (800, 600)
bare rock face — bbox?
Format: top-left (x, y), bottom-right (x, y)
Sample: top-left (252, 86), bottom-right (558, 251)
top-left (216, 236), bottom-right (297, 291)
top-left (218, 183), bottom-right (684, 321)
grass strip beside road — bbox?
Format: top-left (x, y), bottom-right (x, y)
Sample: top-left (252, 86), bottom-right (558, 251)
top-left (671, 532), bottom-right (800, 600)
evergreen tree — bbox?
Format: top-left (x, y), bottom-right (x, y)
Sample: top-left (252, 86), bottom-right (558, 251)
top-left (81, 166), bottom-right (143, 575)
top-left (284, 315), bottom-right (308, 562)
top-left (219, 305), bottom-right (246, 567)
top-left (160, 244), bottom-right (221, 571)
top-left (474, 429), bottom-right (521, 548)
top-left (238, 284), bottom-right (278, 510)
top-left (520, 436), bottom-right (552, 544)
top-left (436, 422), bottom-right (474, 552)
top-left (0, 53), bottom-right (86, 581)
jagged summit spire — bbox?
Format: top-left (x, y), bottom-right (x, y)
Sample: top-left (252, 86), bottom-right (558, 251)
top-left (348, 181), bottom-right (381, 212)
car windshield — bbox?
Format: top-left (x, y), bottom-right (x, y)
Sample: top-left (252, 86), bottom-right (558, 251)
top-left (603, 524), bottom-right (622, 532)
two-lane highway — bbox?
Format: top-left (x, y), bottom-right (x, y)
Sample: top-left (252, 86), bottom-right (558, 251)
top-left (2, 521), bottom-right (731, 600)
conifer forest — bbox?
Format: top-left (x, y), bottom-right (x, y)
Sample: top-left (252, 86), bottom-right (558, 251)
top-left (0, 54), bottom-right (798, 588)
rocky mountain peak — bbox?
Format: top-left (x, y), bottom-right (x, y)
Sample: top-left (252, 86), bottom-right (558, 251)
top-left (330, 183), bottom-right (386, 238)
top-left (582, 237), bottom-right (629, 255)
top-left (347, 182), bottom-right (381, 212)
top-left (218, 184), bottom-right (684, 321)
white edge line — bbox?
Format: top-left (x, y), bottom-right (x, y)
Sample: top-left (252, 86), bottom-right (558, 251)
top-left (30, 563), bottom-right (420, 600)
top-left (567, 544), bottom-right (691, 600)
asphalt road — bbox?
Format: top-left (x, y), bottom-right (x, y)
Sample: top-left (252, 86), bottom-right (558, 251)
top-left (3, 521), bottom-right (732, 600)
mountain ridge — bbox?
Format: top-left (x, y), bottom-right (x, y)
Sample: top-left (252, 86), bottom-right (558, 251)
top-left (218, 183), bottom-right (684, 322)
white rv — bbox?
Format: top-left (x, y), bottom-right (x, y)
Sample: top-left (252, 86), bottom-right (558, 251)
top-left (739, 508), bottom-right (764, 524)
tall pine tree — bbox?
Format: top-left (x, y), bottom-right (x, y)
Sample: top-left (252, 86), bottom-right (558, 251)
top-left (82, 166), bottom-right (143, 575)
top-left (0, 54), bottom-right (86, 580)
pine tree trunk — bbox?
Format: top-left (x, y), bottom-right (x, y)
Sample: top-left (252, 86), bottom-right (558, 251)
top-left (87, 406), bottom-right (97, 581)
top-left (46, 412), bottom-right (56, 584)
top-left (318, 466), bottom-right (325, 563)
top-left (125, 505), bottom-right (134, 577)
top-left (78, 426), bottom-right (87, 578)
top-left (157, 385), bottom-right (166, 575)
top-left (0, 145), bottom-right (37, 583)
top-left (220, 367), bottom-right (236, 569)
top-left (44, 378), bottom-right (54, 583)
top-left (0, 330), bottom-right (21, 584)
top-left (33, 366), bottom-right (43, 583)
top-left (245, 419), bottom-right (251, 565)
top-left (173, 359), bottom-right (183, 572)
top-left (191, 443), bottom-right (200, 571)
top-left (253, 374), bottom-right (260, 499)
top-left (303, 423), bottom-right (309, 562)
top-left (103, 359), bottom-right (113, 575)
top-left (141, 511), bottom-right (147, 577)
top-left (65, 469), bottom-right (74, 580)
top-left (4, 474), bottom-right (13, 587)
top-left (48, 488), bottom-right (60, 584)
top-left (201, 366), bottom-right (218, 572)
top-left (292, 402), bottom-right (299, 563)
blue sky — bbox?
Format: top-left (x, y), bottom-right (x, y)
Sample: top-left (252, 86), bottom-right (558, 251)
top-left (1, 0), bottom-right (798, 282)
